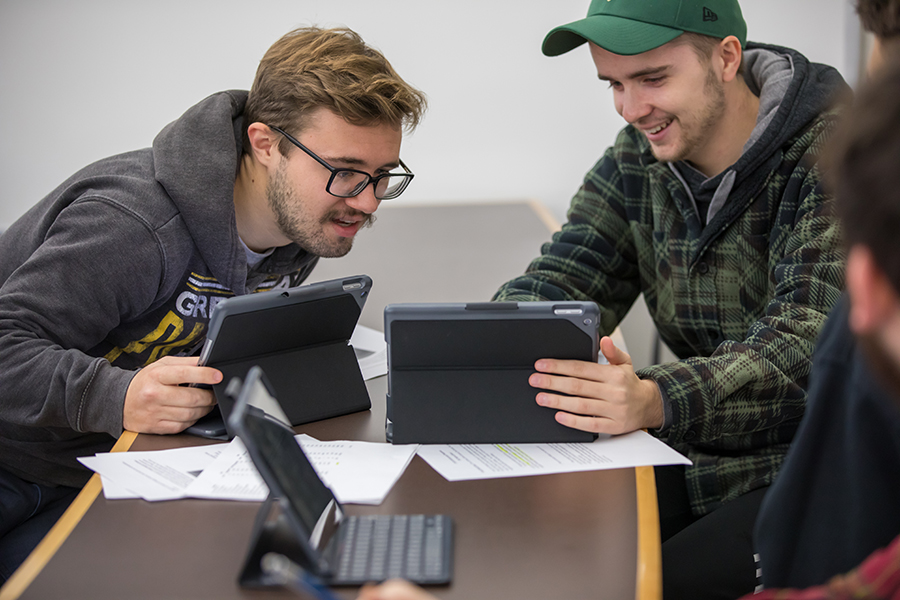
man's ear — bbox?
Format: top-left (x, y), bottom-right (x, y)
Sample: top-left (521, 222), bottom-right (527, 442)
top-left (717, 35), bottom-right (743, 83)
top-left (246, 122), bottom-right (280, 168)
top-left (847, 244), bottom-right (900, 335)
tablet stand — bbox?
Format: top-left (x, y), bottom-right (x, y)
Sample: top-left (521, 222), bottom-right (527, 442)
top-left (238, 496), bottom-right (313, 588)
top-left (214, 338), bottom-right (370, 438)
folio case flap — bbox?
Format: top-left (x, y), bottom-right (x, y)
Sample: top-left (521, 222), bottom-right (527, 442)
top-left (214, 342), bottom-right (370, 438)
top-left (390, 368), bottom-right (594, 443)
top-left (389, 317), bottom-right (591, 367)
top-left (208, 291), bottom-right (371, 438)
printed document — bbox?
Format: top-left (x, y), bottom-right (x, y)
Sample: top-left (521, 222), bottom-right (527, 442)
top-left (78, 444), bottom-right (226, 501)
top-left (415, 430), bottom-right (690, 482)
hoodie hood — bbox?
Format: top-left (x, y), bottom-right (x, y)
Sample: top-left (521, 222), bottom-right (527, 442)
top-left (733, 41), bottom-right (848, 183)
top-left (659, 42), bottom-right (848, 237)
top-left (711, 42), bottom-right (848, 230)
top-left (151, 90), bottom-right (258, 294)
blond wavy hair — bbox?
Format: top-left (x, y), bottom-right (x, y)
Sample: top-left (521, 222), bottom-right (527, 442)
top-left (243, 26), bottom-right (427, 155)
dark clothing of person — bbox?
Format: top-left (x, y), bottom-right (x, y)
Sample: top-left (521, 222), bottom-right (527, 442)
top-left (656, 465), bottom-right (766, 599)
top-left (670, 162), bottom-right (726, 228)
top-left (755, 295), bottom-right (900, 588)
top-left (744, 534), bottom-right (900, 600)
top-left (0, 467), bottom-right (79, 584)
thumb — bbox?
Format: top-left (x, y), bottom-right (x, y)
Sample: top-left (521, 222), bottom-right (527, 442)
top-left (600, 336), bottom-right (632, 366)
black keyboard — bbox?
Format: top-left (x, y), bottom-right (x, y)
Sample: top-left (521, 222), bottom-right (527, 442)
top-left (328, 514), bottom-right (453, 585)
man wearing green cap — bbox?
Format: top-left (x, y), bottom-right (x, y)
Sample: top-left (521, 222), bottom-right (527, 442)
top-left (491, 0), bottom-right (847, 598)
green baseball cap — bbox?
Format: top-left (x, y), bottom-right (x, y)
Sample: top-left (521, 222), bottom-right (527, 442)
top-left (542, 0), bottom-right (747, 57)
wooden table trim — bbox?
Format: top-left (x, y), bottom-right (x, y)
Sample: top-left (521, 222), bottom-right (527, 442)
top-left (0, 431), bottom-right (138, 600)
top-left (635, 465), bottom-right (662, 600)
top-left (526, 199), bottom-right (562, 234)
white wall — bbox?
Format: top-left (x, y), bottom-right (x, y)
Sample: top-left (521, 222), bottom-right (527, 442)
top-left (1, 0), bottom-right (857, 231)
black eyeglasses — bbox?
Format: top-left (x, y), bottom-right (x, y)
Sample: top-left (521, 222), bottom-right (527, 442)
top-left (269, 125), bottom-right (414, 200)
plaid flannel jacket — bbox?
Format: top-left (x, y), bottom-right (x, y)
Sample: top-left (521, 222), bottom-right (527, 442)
top-left (495, 111), bottom-right (845, 515)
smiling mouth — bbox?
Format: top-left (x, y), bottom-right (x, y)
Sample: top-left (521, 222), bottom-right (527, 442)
top-left (645, 120), bottom-right (673, 135)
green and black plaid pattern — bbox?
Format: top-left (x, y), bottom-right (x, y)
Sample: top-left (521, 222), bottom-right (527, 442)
top-left (495, 112), bottom-right (845, 516)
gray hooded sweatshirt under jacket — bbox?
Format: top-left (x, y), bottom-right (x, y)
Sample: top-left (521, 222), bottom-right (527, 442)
top-left (0, 90), bottom-right (318, 488)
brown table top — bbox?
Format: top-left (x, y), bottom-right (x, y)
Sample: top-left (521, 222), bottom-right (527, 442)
top-left (1, 202), bottom-right (661, 600)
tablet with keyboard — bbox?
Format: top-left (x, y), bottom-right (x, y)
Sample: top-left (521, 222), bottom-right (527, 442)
top-left (230, 366), bottom-right (453, 587)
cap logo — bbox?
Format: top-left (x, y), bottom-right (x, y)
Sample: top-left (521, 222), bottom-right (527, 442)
top-left (702, 7), bottom-right (719, 22)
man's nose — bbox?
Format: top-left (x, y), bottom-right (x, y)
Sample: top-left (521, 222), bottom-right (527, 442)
top-left (345, 184), bottom-right (381, 215)
top-left (619, 88), bottom-right (651, 125)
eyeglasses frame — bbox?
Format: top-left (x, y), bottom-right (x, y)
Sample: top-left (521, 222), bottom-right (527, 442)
top-left (268, 125), bottom-right (414, 200)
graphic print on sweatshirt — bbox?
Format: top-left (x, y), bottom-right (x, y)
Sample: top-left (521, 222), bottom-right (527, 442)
top-left (103, 270), bottom-right (300, 367)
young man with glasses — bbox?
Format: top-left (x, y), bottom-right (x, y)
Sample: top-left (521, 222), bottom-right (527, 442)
top-left (0, 26), bottom-right (425, 582)
top-left (489, 0), bottom-right (846, 598)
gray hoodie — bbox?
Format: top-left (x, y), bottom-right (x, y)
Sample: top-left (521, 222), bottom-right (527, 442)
top-left (0, 90), bottom-right (318, 487)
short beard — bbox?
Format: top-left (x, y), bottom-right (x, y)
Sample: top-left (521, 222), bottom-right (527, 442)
top-left (651, 66), bottom-right (726, 164)
top-left (266, 161), bottom-right (376, 258)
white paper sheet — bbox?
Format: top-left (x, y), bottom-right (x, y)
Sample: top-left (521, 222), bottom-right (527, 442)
top-left (183, 437), bottom-right (267, 501)
top-left (82, 435), bottom-right (417, 505)
top-left (351, 324), bottom-right (387, 380)
top-left (415, 430), bottom-right (691, 482)
top-left (79, 444), bottom-right (226, 501)
top-left (186, 435), bottom-right (417, 505)
top-left (296, 435), bottom-right (418, 504)
top-left (99, 476), bottom-right (140, 500)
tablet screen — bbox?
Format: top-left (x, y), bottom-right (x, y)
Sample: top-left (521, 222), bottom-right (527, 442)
top-left (235, 372), bottom-right (342, 554)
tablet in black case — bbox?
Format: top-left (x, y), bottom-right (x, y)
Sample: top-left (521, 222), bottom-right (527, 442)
top-left (384, 301), bottom-right (601, 444)
top-left (192, 275), bottom-right (373, 439)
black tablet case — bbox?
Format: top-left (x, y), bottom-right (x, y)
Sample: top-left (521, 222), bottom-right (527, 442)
top-left (205, 276), bottom-right (372, 437)
top-left (385, 302), bottom-right (600, 444)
